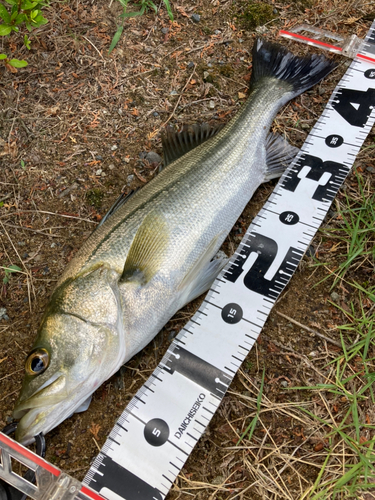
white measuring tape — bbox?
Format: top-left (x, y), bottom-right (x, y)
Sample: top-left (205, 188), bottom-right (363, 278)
top-left (1, 21), bottom-right (375, 500)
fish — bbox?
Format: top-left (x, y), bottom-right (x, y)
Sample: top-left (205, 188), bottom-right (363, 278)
top-left (13, 39), bottom-right (336, 445)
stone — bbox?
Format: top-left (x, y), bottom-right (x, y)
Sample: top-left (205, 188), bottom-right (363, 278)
top-left (187, 61), bottom-right (194, 69)
top-left (111, 144), bottom-right (118, 151)
top-left (0, 308), bottom-right (9, 321)
top-left (191, 13), bottom-right (201, 23)
top-left (126, 174), bottom-right (134, 184)
top-left (145, 152), bottom-right (162, 164)
top-left (161, 27), bottom-right (169, 34)
top-left (330, 291), bottom-right (340, 302)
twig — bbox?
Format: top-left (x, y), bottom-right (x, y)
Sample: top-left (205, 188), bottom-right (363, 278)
top-left (275, 311), bottom-right (343, 348)
top-left (157, 64), bottom-right (197, 132)
top-left (185, 38), bottom-right (233, 54)
top-left (2, 222), bottom-right (61, 238)
top-left (82, 36), bottom-right (104, 60)
top-left (0, 222), bottom-right (35, 311)
top-left (0, 193), bottom-right (12, 203)
top-left (0, 210), bottom-right (97, 224)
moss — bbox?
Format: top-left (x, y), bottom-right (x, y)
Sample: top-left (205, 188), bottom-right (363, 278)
top-left (218, 64), bottom-right (234, 78)
top-left (86, 188), bottom-right (104, 209)
top-left (236, 2), bottom-right (277, 30)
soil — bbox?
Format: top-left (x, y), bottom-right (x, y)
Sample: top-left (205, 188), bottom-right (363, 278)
top-left (0, 1), bottom-right (374, 499)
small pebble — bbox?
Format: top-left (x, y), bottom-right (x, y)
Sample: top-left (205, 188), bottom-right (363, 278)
top-left (170, 90), bottom-right (178, 95)
top-left (123, 157), bottom-right (130, 163)
top-left (161, 27), bottom-right (169, 34)
top-left (191, 13), bottom-right (201, 23)
top-left (22, 253), bottom-right (29, 259)
top-left (139, 152), bottom-right (147, 159)
top-left (145, 151), bottom-right (162, 164)
top-left (51, 243), bottom-right (56, 248)
top-left (109, 164), bottom-right (115, 170)
top-left (187, 61), bottom-right (194, 69)
top-left (127, 174), bottom-right (134, 184)
top-left (96, 169), bottom-right (102, 176)
top-left (153, 111), bottom-right (159, 117)
top-left (207, 63), bottom-right (212, 67)
top-left (280, 380), bottom-right (288, 388)
top-left (18, 241), bottom-right (26, 246)
top-left (111, 145), bottom-right (118, 151)
top-left (0, 308), bottom-right (9, 321)
top-left (209, 100), bottom-right (215, 109)
top-left (96, 155), bottom-right (103, 161)
top-left (238, 38), bottom-right (244, 43)
top-left (366, 166), bottom-right (375, 173)
top-left (330, 291), bottom-right (340, 302)
top-left (214, 30), bottom-right (221, 35)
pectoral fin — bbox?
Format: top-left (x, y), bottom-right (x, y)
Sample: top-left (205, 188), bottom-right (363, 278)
top-left (179, 235), bottom-right (228, 306)
top-left (121, 211), bottom-right (169, 285)
top-left (74, 395), bottom-right (92, 413)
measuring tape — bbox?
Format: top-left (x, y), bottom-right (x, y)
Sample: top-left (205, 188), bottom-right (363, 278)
top-left (1, 21), bottom-right (375, 500)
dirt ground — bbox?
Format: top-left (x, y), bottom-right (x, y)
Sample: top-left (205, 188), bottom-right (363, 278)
top-left (0, 1), bottom-right (374, 499)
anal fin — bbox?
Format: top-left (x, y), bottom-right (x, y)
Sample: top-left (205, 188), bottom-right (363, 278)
top-left (179, 236), bottom-right (228, 306)
top-left (264, 132), bottom-right (299, 181)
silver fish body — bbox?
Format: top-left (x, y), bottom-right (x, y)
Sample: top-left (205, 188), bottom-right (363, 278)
top-left (13, 39), bottom-right (335, 444)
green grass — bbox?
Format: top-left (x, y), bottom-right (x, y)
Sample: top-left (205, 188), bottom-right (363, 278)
top-left (294, 294), bottom-right (375, 497)
top-left (313, 173), bottom-right (375, 293)
top-left (290, 172), bottom-right (375, 498)
top-left (109, 0), bottom-right (174, 54)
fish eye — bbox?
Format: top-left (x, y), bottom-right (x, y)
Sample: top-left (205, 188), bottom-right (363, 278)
top-left (25, 348), bottom-right (50, 376)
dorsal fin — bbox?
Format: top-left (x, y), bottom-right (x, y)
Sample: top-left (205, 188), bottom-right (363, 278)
top-left (162, 123), bottom-right (225, 166)
top-left (95, 189), bottom-right (139, 230)
top-left (120, 211), bottom-right (169, 285)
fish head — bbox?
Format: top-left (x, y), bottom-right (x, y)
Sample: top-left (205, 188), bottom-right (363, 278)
top-left (13, 302), bottom-right (121, 444)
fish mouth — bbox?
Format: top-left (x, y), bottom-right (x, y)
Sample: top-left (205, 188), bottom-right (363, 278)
top-left (13, 374), bottom-right (70, 445)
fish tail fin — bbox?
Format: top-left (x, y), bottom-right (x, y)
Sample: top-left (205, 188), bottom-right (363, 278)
top-left (250, 38), bottom-right (337, 97)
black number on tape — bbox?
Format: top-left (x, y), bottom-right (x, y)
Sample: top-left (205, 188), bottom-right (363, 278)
top-left (364, 69), bottom-right (375, 79)
top-left (144, 419), bottom-right (170, 447)
top-left (163, 346), bottom-right (230, 398)
top-left (332, 88), bottom-right (375, 127)
top-left (221, 303), bottom-right (243, 324)
top-left (282, 153), bottom-right (344, 201)
top-left (325, 134), bottom-right (343, 148)
top-left (224, 233), bottom-right (303, 299)
top-left (279, 211), bottom-right (299, 225)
